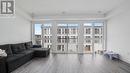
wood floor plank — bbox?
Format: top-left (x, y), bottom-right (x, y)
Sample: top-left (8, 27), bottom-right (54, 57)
top-left (12, 54), bottom-right (130, 73)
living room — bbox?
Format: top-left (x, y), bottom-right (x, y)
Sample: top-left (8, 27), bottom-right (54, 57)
top-left (0, 0), bottom-right (130, 73)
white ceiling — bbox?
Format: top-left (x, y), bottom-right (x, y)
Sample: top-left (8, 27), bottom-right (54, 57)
top-left (16, 0), bottom-right (126, 17)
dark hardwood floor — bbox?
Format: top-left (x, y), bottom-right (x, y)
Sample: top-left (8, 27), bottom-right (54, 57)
top-left (12, 54), bottom-right (130, 73)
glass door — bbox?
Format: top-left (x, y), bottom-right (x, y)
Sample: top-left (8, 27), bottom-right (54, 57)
top-left (56, 23), bottom-right (79, 53)
top-left (34, 24), bottom-right (42, 45)
top-left (42, 24), bottom-right (52, 49)
top-left (83, 22), bottom-right (104, 54)
top-left (57, 24), bottom-right (68, 53)
top-left (33, 21), bottom-right (105, 54)
top-left (83, 23), bottom-right (93, 53)
top-left (93, 23), bottom-right (104, 54)
top-left (67, 24), bottom-right (78, 53)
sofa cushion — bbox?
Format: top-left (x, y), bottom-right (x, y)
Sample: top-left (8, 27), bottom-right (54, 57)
top-left (6, 53), bottom-right (33, 73)
top-left (20, 43), bottom-right (26, 50)
top-left (25, 41), bottom-right (33, 49)
top-left (11, 43), bottom-right (26, 54)
top-left (7, 54), bottom-right (25, 62)
top-left (0, 44), bottom-right (13, 56)
top-left (19, 50), bottom-right (34, 55)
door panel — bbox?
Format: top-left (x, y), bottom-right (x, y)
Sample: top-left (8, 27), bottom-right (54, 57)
top-left (33, 21), bottom-right (105, 54)
top-left (42, 24), bottom-right (52, 49)
top-left (56, 23), bottom-right (79, 53)
top-left (93, 23), bottom-right (104, 54)
top-left (57, 24), bottom-right (68, 53)
top-left (67, 24), bottom-right (78, 53)
top-left (83, 23), bottom-right (93, 53)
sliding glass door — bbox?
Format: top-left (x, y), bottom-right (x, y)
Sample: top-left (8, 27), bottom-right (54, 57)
top-left (57, 24), bottom-right (68, 53)
top-left (93, 23), bottom-right (104, 53)
top-left (33, 21), bottom-right (105, 54)
top-left (67, 24), bottom-right (78, 53)
top-left (42, 24), bottom-right (52, 49)
top-left (33, 24), bottom-right (42, 45)
top-left (56, 23), bottom-right (78, 53)
top-left (83, 22), bottom-right (104, 53)
top-left (83, 23), bottom-right (93, 53)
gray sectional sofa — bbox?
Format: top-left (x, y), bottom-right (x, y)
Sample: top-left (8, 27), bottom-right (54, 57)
top-left (0, 41), bottom-right (50, 73)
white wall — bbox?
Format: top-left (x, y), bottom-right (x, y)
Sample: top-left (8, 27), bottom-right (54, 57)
top-left (0, 8), bottom-right (32, 45)
top-left (107, 1), bottom-right (130, 63)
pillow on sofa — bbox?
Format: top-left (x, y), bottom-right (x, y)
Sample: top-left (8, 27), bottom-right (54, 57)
top-left (21, 43), bottom-right (26, 49)
top-left (25, 41), bottom-right (33, 49)
top-left (33, 45), bottom-right (41, 48)
top-left (0, 44), bottom-right (13, 56)
top-left (11, 43), bottom-right (26, 54)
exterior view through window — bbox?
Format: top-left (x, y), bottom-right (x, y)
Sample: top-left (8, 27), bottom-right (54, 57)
top-left (33, 21), bottom-right (105, 54)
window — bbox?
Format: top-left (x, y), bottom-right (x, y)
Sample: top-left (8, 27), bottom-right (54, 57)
top-left (44, 29), bottom-right (47, 34)
top-left (33, 21), bottom-right (104, 53)
top-left (94, 40), bottom-right (100, 43)
top-left (95, 28), bottom-right (100, 34)
top-left (86, 40), bottom-right (91, 43)
top-left (42, 24), bottom-right (52, 48)
top-left (57, 45), bottom-right (64, 51)
top-left (70, 36), bottom-right (77, 43)
top-left (83, 22), bottom-right (104, 53)
top-left (65, 36), bottom-right (68, 43)
top-left (57, 36), bottom-right (62, 43)
top-left (95, 36), bottom-right (100, 39)
top-left (72, 28), bottom-right (76, 34)
top-left (62, 28), bottom-right (64, 34)
top-left (86, 28), bottom-right (91, 34)
top-left (85, 36), bottom-right (91, 39)
top-left (94, 23), bottom-right (103, 35)
top-left (34, 24), bottom-right (42, 45)
top-left (65, 29), bottom-right (68, 34)
top-left (57, 29), bottom-right (61, 34)
top-left (62, 36), bottom-right (65, 43)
